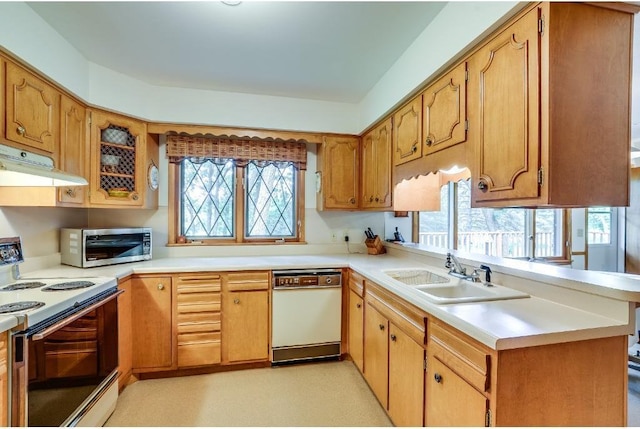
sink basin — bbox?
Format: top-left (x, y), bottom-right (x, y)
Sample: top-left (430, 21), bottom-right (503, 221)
top-left (416, 282), bottom-right (529, 304)
top-left (383, 268), bottom-right (529, 304)
top-left (383, 269), bottom-right (450, 285)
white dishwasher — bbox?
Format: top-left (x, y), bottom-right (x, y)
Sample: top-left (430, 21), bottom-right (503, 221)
top-left (271, 269), bottom-right (342, 363)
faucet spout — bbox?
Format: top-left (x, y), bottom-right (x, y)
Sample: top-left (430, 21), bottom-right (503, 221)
top-left (445, 252), bottom-right (466, 276)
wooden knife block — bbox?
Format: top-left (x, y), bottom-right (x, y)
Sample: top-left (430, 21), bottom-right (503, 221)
top-left (365, 236), bottom-right (386, 255)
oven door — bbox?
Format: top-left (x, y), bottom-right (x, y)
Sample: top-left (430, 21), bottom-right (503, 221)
top-left (11, 288), bottom-right (122, 427)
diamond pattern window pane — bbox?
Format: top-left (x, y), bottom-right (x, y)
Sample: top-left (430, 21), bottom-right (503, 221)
top-left (181, 159), bottom-right (235, 238)
top-left (246, 162), bottom-right (296, 238)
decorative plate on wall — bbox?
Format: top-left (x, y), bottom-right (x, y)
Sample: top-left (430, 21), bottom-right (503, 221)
top-left (148, 163), bottom-right (159, 191)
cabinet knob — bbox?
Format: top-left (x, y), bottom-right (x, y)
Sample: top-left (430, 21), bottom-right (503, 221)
top-left (425, 136), bottom-right (433, 147)
top-left (131, 193), bottom-right (139, 201)
top-left (379, 324), bottom-right (385, 331)
top-left (17, 125), bottom-right (26, 136)
top-left (477, 180), bottom-right (488, 191)
top-left (234, 298), bottom-right (240, 304)
top-left (349, 197), bottom-right (356, 204)
top-left (356, 303), bottom-right (362, 309)
top-left (157, 284), bottom-right (165, 291)
top-left (65, 188), bottom-right (76, 198)
top-left (374, 197), bottom-right (379, 202)
top-left (390, 334), bottom-right (397, 342)
top-left (411, 143), bottom-right (418, 153)
top-left (434, 373), bottom-right (443, 383)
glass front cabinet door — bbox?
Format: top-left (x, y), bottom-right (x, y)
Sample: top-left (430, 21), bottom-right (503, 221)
top-left (89, 111), bottom-right (146, 206)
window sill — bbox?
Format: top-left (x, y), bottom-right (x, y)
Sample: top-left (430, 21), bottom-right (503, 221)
top-left (167, 241), bottom-right (308, 247)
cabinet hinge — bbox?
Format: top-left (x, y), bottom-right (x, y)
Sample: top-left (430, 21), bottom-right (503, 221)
top-left (537, 167), bottom-right (544, 186)
top-left (465, 70), bottom-right (469, 82)
top-left (423, 359), bottom-right (427, 371)
top-left (88, 111), bottom-right (92, 127)
top-left (538, 16), bottom-right (545, 35)
top-left (485, 409), bottom-right (492, 427)
top-left (465, 119), bottom-right (469, 131)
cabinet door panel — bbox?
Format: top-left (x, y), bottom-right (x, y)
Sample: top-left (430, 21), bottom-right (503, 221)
top-left (58, 96), bottom-right (87, 205)
top-left (223, 291), bottom-right (269, 363)
top-left (361, 119), bottom-right (392, 209)
top-left (319, 136), bottom-right (359, 209)
top-left (426, 357), bottom-right (488, 427)
top-left (131, 277), bottom-right (173, 371)
top-left (363, 303), bottom-right (388, 409)
top-left (471, 9), bottom-right (540, 203)
top-left (388, 324), bottom-right (424, 427)
top-left (423, 62), bottom-right (467, 155)
top-left (5, 62), bottom-right (58, 154)
top-left (348, 290), bottom-right (364, 372)
top-left (393, 97), bottom-right (422, 166)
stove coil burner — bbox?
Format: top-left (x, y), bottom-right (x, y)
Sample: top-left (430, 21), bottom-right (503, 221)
top-left (42, 281), bottom-right (96, 291)
top-left (0, 301), bottom-right (45, 314)
top-left (1, 281), bottom-right (46, 291)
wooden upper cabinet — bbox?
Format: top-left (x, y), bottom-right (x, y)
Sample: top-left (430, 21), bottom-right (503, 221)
top-left (393, 96), bottom-right (422, 166)
top-left (361, 118), bottom-right (392, 210)
top-left (469, 7), bottom-right (540, 205)
top-left (423, 62), bottom-right (468, 156)
top-left (470, 3), bottom-right (632, 207)
top-left (5, 62), bottom-right (60, 155)
top-left (58, 96), bottom-right (88, 206)
top-left (89, 110), bottom-right (146, 207)
top-left (316, 136), bottom-right (360, 210)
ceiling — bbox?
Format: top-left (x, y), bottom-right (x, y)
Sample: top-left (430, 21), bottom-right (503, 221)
top-left (28, 1), bottom-right (447, 103)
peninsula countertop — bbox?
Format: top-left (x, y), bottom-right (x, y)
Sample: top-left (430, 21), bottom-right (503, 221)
top-left (18, 253), bottom-right (639, 350)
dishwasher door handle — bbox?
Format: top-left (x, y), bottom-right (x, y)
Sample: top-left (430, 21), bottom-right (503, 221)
top-left (273, 284), bottom-right (342, 290)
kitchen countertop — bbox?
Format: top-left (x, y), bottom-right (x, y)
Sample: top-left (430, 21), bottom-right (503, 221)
top-left (0, 315), bottom-right (17, 332)
top-left (19, 253), bottom-right (638, 351)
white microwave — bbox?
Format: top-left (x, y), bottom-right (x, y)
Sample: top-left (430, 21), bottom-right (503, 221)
top-left (61, 227), bottom-right (152, 268)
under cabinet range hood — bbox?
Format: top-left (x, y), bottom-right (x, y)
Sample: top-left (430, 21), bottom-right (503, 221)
top-left (0, 143), bottom-right (87, 187)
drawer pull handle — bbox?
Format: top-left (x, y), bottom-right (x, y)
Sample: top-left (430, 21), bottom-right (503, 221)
top-left (233, 298), bottom-right (240, 304)
top-left (356, 303), bottom-right (361, 308)
top-left (434, 373), bottom-right (443, 383)
top-left (379, 324), bottom-right (385, 331)
top-left (390, 334), bottom-right (396, 342)
top-left (157, 284), bottom-right (165, 291)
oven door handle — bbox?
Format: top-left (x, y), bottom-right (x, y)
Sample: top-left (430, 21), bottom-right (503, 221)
top-left (30, 289), bottom-right (123, 341)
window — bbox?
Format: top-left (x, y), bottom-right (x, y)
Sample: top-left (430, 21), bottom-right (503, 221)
top-left (587, 207), bottom-right (612, 244)
top-left (168, 135), bottom-right (306, 244)
top-left (417, 179), bottom-right (567, 260)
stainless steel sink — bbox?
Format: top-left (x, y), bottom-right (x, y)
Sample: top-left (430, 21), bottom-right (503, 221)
top-left (383, 269), bottom-right (450, 285)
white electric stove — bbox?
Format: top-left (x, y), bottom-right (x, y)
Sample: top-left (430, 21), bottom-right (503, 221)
top-left (0, 276), bottom-right (117, 327)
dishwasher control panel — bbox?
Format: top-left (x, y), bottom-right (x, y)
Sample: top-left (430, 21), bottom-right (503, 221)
top-left (273, 269), bottom-right (342, 288)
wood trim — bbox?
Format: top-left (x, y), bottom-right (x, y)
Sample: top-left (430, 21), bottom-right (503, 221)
top-left (148, 122), bottom-right (330, 144)
top-left (586, 2), bottom-right (640, 14)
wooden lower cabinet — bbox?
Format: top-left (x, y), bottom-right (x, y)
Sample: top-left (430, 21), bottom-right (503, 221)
top-left (388, 323), bottom-right (425, 427)
top-left (363, 302), bottom-right (389, 408)
top-left (348, 289), bottom-right (364, 372)
top-left (222, 272), bottom-right (270, 363)
top-left (362, 280), bottom-right (427, 426)
top-left (426, 357), bottom-right (488, 426)
top-left (175, 273), bottom-right (222, 368)
top-left (0, 331), bottom-right (7, 427)
top-left (131, 276), bottom-right (174, 372)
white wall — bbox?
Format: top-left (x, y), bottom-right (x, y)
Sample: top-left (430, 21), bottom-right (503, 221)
top-left (357, 1), bottom-right (521, 131)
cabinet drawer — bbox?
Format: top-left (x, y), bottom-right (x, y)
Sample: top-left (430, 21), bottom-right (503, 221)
top-left (177, 312), bottom-right (221, 333)
top-left (178, 333), bottom-right (221, 367)
top-left (429, 322), bottom-right (490, 392)
top-left (226, 272), bottom-right (270, 291)
top-left (177, 293), bottom-right (221, 308)
top-left (176, 274), bottom-right (221, 292)
top-left (349, 271), bottom-right (364, 297)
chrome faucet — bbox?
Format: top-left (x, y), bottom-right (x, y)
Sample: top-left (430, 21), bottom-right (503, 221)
top-left (446, 253), bottom-right (493, 286)
top-left (445, 253), bottom-right (467, 278)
